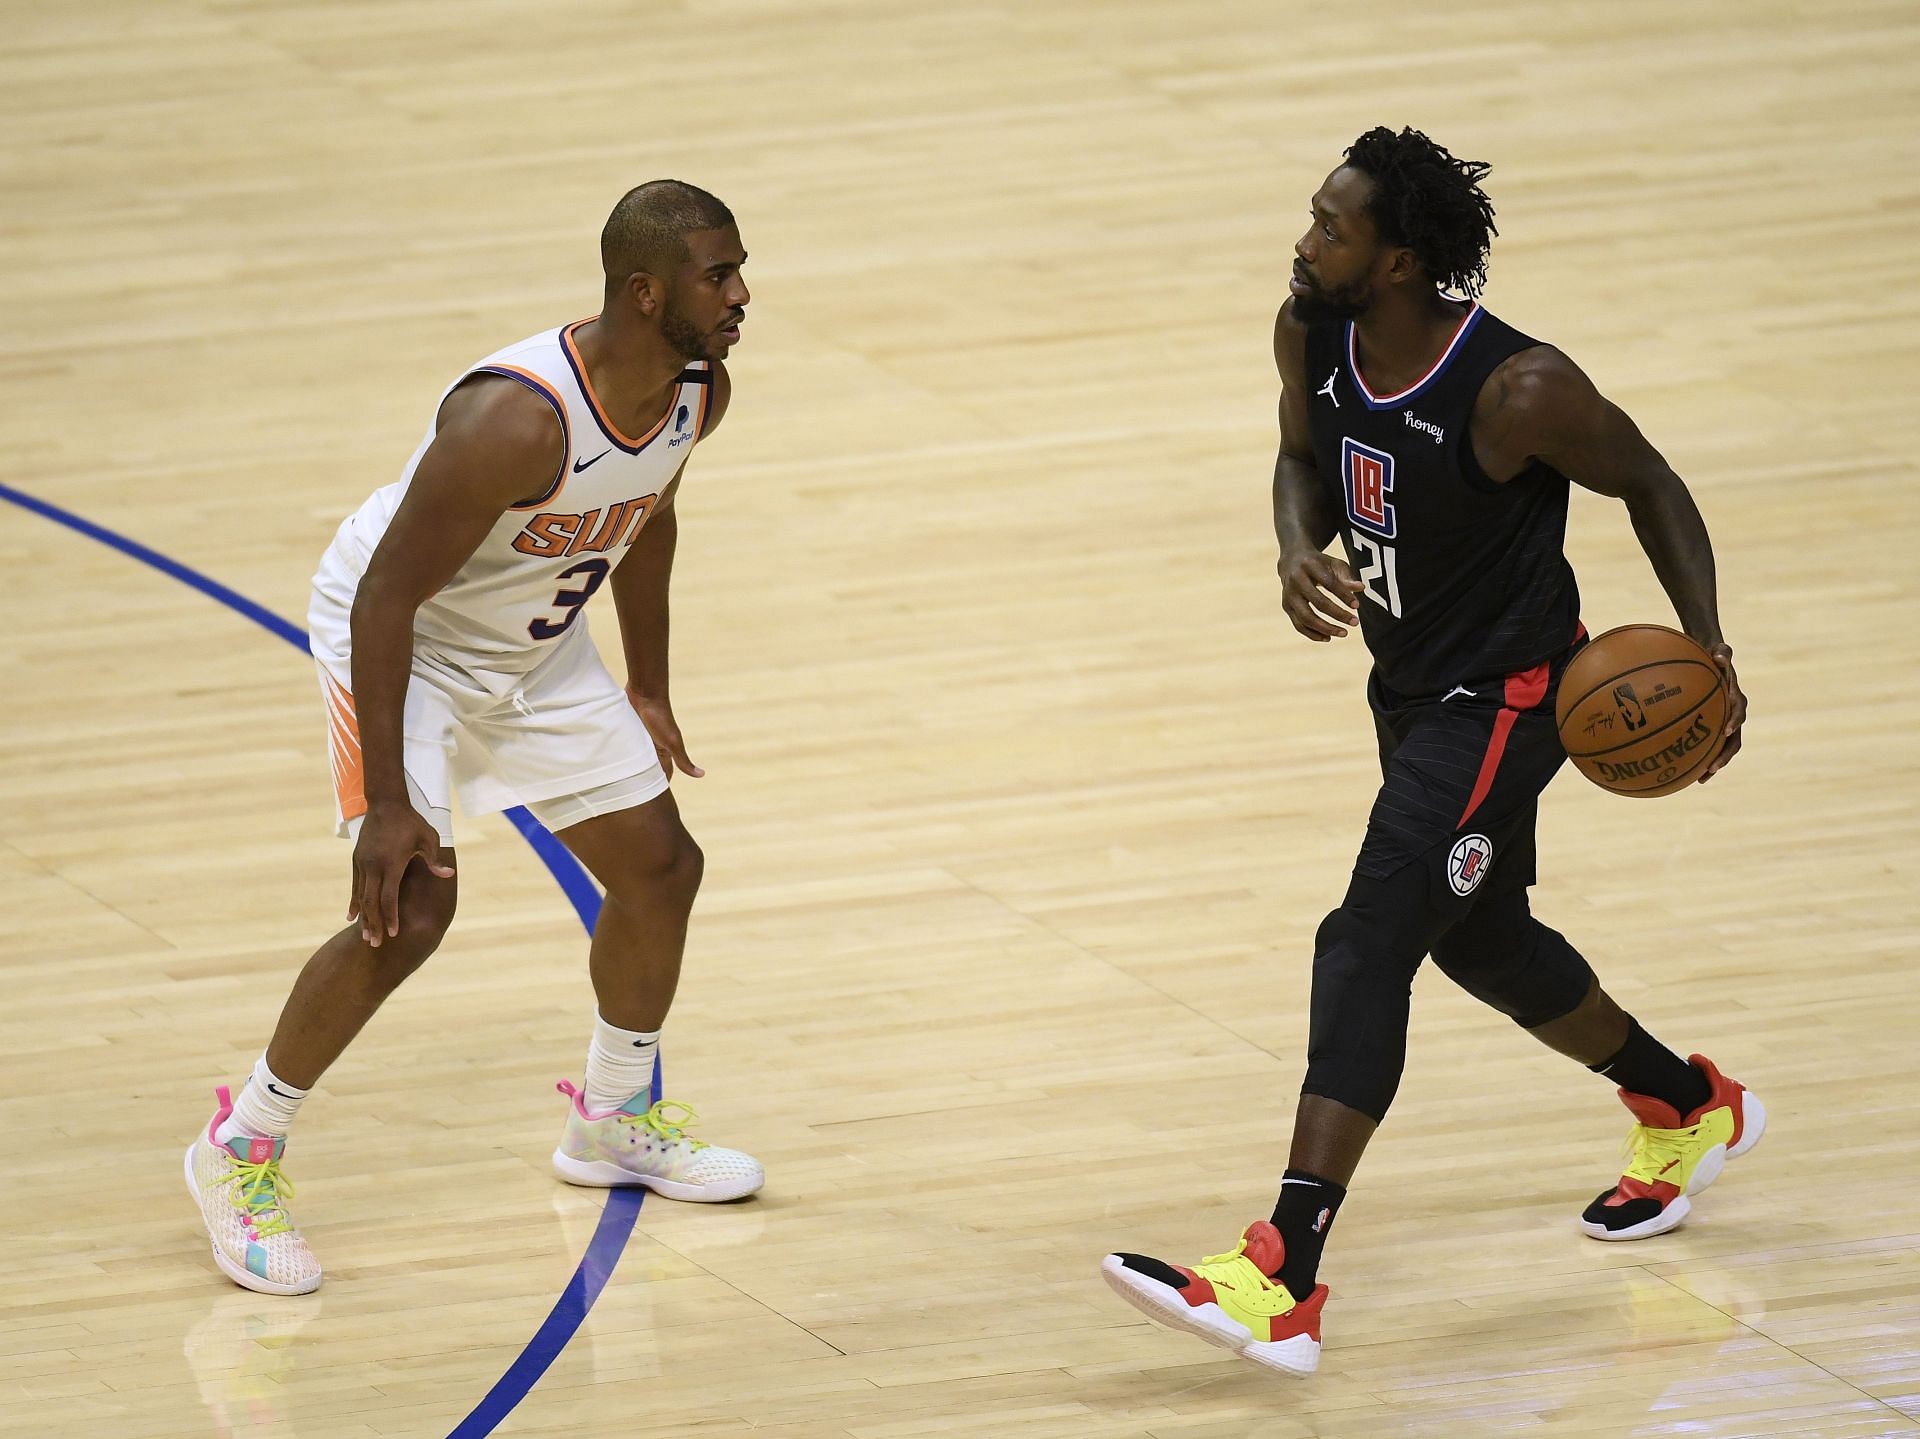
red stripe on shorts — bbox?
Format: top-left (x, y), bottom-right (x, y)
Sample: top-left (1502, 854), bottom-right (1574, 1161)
top-left (1455, 658), bottom-right (1552, 831)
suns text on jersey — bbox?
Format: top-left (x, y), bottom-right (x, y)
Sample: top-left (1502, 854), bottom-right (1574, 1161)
top-left (511, 493), bottom-right (658, 559)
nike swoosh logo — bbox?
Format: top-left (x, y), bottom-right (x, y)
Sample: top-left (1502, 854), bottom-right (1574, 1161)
top-left (265, 1082), bottom-right (296, 1098)
top-left (573, 450), bottom-right (612, 473)
top-left (1658, 1159), bottom-right (1679, 1175)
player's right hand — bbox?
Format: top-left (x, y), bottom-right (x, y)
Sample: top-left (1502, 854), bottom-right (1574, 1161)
top-left (1278, 549), bottom-right (1365, 642)
top-left (349, 800), bottom-right (456, 947)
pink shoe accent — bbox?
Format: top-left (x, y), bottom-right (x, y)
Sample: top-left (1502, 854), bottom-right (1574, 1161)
top-left (246, 1136), bottom-right (276, 1164)
top-left (555, 1078), bottom-right (628, 1122)
top-left (207, 1085), bottom-right (235, 1143)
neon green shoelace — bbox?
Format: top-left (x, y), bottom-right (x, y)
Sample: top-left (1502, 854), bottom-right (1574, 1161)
top-left (1197, 1236), bottom-right (1257, 1271)
top-left (217, 1156), bottom-right (296, 1239)
top-left (1191, 1237), bottom-right (1294, 1316)
top-left (619, 1099), bottom-right (709, 1151)
top-left (1620, 1120), bottom-right (1703, 1186)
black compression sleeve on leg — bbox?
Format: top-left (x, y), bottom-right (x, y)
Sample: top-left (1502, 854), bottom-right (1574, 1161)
top-left (1301, 866), bottom-right (1451, 1122)
top-left (1430, 891), bottom-right (1594, 1029)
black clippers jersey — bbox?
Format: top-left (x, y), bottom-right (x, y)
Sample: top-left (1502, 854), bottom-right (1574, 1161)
top-left (1303, 303), bottom-right (1581, 698)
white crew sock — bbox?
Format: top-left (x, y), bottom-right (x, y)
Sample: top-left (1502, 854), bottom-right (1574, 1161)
top-left (217, 1055), bottom-right (309, 1144)
top-left (583, 1013), bottom-right (660, 1113)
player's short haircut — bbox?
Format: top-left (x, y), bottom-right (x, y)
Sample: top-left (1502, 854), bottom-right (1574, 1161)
top-left (601, 180), bottom-right (735, 284)
top-left (1342, 127), bottom-right (1498, 298)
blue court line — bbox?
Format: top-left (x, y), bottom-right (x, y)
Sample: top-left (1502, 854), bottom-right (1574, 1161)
top-left (0, 479), bottom-right (641, 1437)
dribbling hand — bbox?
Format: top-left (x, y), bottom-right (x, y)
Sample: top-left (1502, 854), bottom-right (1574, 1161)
top-left (1699, 642), bottom-right (1746, 782)
top-left (1278, 549), bottom-right (1366, 641)
top-left (349, 800), bottom-right (455, 947)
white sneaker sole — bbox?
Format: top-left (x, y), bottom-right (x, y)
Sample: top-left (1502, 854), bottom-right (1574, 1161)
top-left (1581, 1090), bottom-right (1768, 1242)
top-left (549, 1148), bottom-right (763, 1202)
top-left (182, 1141), bottom-right (322, 1296)
top-left (1099, 1255), bottom-right (1320, 1376)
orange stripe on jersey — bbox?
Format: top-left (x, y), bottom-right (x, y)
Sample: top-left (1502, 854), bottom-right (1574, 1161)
top-left (475, 364), bottom-right (573, 511)
top-left (692, 367), bottom-right (712, 439)
top-left (321, 673), bottom-right (367, 823)
top-left (561, 319), bottom-right (679, 452)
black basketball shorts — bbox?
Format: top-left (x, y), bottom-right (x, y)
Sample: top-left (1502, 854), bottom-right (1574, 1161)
top-left (1352, 635), bottom-right (1587, 906)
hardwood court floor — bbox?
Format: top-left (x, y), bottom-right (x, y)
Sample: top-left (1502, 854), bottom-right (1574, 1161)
top-left (3, 2), bottom-right (1918, 1435)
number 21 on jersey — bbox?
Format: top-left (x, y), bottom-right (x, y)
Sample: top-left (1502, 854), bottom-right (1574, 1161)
top-left (1342, 437), bottom-right (1403, 618)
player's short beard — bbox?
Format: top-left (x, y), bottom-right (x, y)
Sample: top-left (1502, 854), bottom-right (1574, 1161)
top-left (658, 294), bottom-right (712, 361)
top-left (1290, 276), bottom-right (1371, 325)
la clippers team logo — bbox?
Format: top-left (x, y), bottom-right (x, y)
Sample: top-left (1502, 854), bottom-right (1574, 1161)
top-left (1447, 833), bottom-right (1493, 896)
top-left (1341, 437), bottom-right (1397, 539)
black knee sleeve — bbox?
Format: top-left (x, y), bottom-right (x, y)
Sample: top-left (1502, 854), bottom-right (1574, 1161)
top-left (1430, 890), bottom-right (1593, 1029)
top-left (1302, 894), bottom-right (1432, 1123)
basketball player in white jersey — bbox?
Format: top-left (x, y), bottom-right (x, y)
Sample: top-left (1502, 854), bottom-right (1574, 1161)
top-left (186, 181), bottom-right (761, 1295)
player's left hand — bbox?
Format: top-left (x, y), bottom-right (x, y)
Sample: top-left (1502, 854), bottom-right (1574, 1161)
top-left (626, 688), bottom-right (705, 780)
top-left (1698, 642), bottom-right (1745, 782)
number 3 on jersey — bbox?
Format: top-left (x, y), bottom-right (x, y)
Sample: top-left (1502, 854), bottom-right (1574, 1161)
top-left (1342, 438), bottom-right (1403, 618)
top-left (530, 558), bottom-right (610, 640)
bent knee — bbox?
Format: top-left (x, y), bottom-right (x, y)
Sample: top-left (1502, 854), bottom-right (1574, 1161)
top-left (383, 863), bottom-right (457, 966)
top-left (607, 823), bottom-right (704, 905)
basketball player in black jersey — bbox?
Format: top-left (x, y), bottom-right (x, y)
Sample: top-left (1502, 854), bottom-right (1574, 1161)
top-left (1101, 128), bottom-right (1759, 1376)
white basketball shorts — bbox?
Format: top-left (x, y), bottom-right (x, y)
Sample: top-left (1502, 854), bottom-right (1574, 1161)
top-left (307, 591), bottom-right (669, 848)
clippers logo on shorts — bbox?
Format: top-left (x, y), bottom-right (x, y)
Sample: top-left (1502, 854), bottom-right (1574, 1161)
top-left (1341, 437), bottom-right (1397, 539)
top-left (1447, 833), bottom-right (1493, 896)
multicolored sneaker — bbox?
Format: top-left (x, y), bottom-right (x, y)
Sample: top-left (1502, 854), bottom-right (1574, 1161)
top-left (183, 1086), bottom-right (322, 1295)
top-left (1101, 1221), bottom-right (1328, 1376)
top-left (551, 1080), bottom-right (764, 1202)
top-left (1581, 1054), bottom-right (1765, 1241)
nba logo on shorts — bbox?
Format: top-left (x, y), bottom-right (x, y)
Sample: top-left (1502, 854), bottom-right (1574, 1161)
top-left (1447, 833), bottom-right (1493, 896)
top-left (1342, 437), bottom-right (1397, 539)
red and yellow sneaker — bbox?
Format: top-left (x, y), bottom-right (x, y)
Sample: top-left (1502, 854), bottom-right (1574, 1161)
top-left (1100, 1221), bottom-right (1327, 1376)
top-left (1581, 1054), bottom-right (1766, 1241)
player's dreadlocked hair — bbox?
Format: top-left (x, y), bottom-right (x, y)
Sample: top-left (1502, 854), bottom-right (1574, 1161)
top-left (1343, 127), bottom-right (1498, 298)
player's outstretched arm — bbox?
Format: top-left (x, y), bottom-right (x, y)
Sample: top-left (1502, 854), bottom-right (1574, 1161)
top-left (1471, 347), bottom-right (1746, 782)
top-left (1271, 300), bottom-right (1362, 642)
top-left (346, 376), bottom-right (565, 944)
top-left (608, 362), bottom-right (729, 781)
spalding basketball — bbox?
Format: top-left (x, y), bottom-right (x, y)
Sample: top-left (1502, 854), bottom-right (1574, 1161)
top-left (1556, 625), bottom-right (1727, 798)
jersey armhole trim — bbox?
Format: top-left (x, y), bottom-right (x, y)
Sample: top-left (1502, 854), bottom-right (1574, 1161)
top-left (691, 366), bottom-right (713, 440)
top-left (1457, 421), bottom-right (1507, 493)
top-left (1459, 343), bottom-right (1551, 494)
top-left (471, 365), bottom-right (571, 511)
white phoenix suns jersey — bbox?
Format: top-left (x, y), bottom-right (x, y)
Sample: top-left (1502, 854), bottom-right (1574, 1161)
top-left (313, 319), bottom-right (712, 683)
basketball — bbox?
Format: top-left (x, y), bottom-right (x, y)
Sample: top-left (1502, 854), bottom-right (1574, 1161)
top-left (1556, 625), bottom-right (1727, 797)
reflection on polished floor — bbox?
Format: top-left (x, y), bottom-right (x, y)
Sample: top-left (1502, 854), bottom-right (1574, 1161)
top-left (4, 2), bottom-right (1919, 1435)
